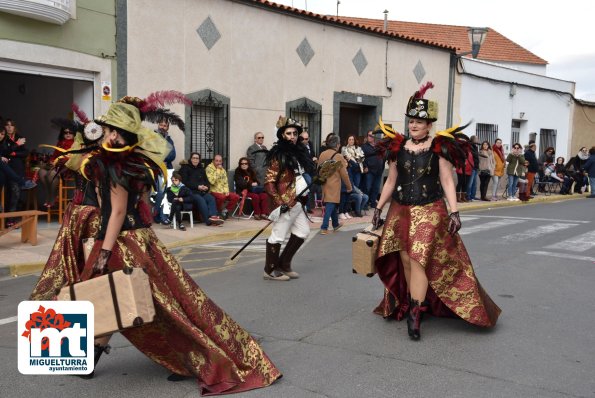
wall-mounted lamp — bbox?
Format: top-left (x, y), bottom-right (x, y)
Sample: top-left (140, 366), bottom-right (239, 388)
top-left (519, 112), bottom-right (525, 119)
top-left (458, 27), bottom-right (488, 59)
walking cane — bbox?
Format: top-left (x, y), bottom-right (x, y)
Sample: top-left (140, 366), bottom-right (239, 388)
top-left (229, 159), bottom-right (342, 260)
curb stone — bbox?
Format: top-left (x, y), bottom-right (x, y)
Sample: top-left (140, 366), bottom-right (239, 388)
top-left (1, 193), bottom-right (586, 278)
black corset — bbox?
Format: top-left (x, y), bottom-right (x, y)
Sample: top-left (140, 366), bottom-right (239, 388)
top-left (98, 186), bottom-right (149, 240)
top-left (393, 147), bottom-right (443, 205)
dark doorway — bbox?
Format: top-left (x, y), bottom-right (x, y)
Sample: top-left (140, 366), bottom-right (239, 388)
top-left (338, 104), bottom-right (376, 146)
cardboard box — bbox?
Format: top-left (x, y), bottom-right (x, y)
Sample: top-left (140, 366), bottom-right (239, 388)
top-left (58, 268), bottom-right (155, 337)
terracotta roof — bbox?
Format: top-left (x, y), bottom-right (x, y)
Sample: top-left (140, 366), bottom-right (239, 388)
top-left (340, 17), bottom-right (547, 65)
top-left (246, 1), bottom-right (547, 65)
top-left (246, 0), bottom-right (455, 51)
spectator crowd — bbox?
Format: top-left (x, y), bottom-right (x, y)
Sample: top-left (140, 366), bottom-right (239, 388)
top-left (2, 112), bottom-right (594, 233)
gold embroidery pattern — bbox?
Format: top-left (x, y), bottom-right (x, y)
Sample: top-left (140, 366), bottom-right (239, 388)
top-left (264, 160), bottom-right (296, 206)
top-left (376, 200), bottom-right (500, 327)
top-left (112, 228), bottom-right (281, 393)
top-left (30, 204), bottom-right (101, 301)
top-left (32, 218), bottom-right (281, 394)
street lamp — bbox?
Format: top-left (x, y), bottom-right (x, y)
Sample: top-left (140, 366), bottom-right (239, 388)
top-left (460, 27), bottom-right (488, 59)
top-left (446, 27), bottom-right (488, 127)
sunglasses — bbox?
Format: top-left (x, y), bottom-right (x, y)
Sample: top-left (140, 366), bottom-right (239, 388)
top-left (191, 157), bottom-right (200, 160)
top-left (256, 136), bottom-right (264, 139)
top-left (240, 162), bottom-right (249, 165)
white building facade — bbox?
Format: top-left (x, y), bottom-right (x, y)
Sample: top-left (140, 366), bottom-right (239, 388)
top-left (120, 0), bottom-right (455, 169)
top-left (457, 58), bottom-right (575, 158)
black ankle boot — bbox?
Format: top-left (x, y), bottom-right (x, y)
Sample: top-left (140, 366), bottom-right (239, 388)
top-left (406, 299), bottom-right (427, 341)
top-left (167, 373), bottom-right (191, 381)
top-left (79, 344), bottom-right (110, 379)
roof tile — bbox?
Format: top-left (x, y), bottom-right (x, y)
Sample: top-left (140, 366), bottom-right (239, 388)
top-left (248, 1), bottom-right (547, 65)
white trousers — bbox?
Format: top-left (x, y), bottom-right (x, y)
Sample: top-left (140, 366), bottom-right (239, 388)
top-left (268, 202), bottom-right (310, 244)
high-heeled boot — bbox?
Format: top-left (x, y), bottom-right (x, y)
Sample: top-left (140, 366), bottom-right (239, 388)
top-left (264, 241), bottom-right (289, 281)
top-left (79, 344), bottom-right (110, 379)
top-left (406, 299), bottom-right (428, 341)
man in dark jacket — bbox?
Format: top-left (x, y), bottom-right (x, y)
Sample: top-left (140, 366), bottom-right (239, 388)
top-left (152, 119), bottom-right (177, 224)
top-left (362, 131), bottom-right (384, 208)
top-left (524, 143), bottom-right (539, 195)
top-left (178, 152), bottom-right (223, 226)
top-left (300, 130), bottom-right (319, 213)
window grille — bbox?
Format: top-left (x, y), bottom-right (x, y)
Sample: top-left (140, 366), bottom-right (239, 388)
top-left (475, 123), bottom-right (498, 145)
top-left (288, 99), bottom-right (322, 155)
top-left (511, 121), bottom-right (520, 147)
top-left (190, 91), bottom-right (229, 168)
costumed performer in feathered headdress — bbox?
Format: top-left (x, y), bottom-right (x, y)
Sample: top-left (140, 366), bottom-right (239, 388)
top-left (370, 82), bottom-right (501, 341)
top-left (33, 93), bottom-right (282, 394)
top-left (30, 103), bottom-right (105, 304)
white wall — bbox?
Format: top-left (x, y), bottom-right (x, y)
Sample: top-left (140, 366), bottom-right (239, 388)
top-left (126, 0), bottom-right (453, 168)
top-left (459, 58), bottom-right (574, 159)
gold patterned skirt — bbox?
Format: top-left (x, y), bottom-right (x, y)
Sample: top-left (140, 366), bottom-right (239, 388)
top-left (373, 199), bottom-right (501, 327)
top-left (31, 209), bottom-right (281, 395)
top-left (80, 228), bottom-right (281, 395)
top-left (30, 203), bottom-right (101, 301)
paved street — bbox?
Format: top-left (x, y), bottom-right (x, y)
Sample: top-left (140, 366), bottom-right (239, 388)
top-left (1, 198), bottom-right (594, 397)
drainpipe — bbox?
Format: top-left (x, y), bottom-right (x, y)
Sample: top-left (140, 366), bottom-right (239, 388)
top-left (447, 52), bottom-right (457, 127)
top-left (383, 10), bottom-right (391, 95)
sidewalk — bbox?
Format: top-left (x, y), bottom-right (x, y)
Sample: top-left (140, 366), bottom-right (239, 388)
top-left (0, 191), bottom-right (587, 277)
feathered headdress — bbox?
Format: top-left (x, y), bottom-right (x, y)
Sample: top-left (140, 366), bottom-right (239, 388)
top-left (118, 90), bottom-right (191, 131)
top-left (50, 117), bottom-right (81, 134)
top-left (372, 116), bottom-right (405, 162)
top-left (405, 81), bottom-right (438, 122)
top-left (430, 121), bottom-right (473, 169)
top-left (70, 103), bottom-right (104, 144)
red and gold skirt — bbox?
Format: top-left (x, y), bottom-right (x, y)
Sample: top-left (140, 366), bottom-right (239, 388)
top-left (30, 203), bottom-right (101, 301)
top-left (32, 207), bottom-right (281, 395)
top-left (81, 228), bottom-right (281, 396)
top-left (373, 199), bottom-right (501, 327)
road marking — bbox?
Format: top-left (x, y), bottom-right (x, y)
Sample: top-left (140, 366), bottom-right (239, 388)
top-left (527, 251), bottom-right (595, 263)
top-left (544, 230), bottom-right (595, 252)
top-left (187, 256), bottom-right (263, 277)
top-left (460, 216), bottom-right (479, 222)
top-left (464, 214), bottom-right (590, 224)
top-left (502, 223), bottom-right (579, 242)
top-left (0, 315), bottom-right (17, 326)
top-left (459, 219), bottom-right (525, 235)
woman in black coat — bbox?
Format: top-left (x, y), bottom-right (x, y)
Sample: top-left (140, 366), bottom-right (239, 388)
top-left (178, 152), bottom-right (223, 226)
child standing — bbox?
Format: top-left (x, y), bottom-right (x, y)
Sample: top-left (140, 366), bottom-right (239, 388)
top-left (166, 172), bottom-right (192, 230)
